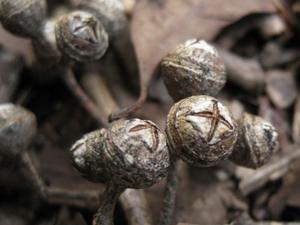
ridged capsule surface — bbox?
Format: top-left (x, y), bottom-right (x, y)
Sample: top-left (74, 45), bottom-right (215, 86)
top-left (0, 0), bottom-right (47, 38)
top-left (71, 119), bottom-right (170, 188)
top-left (230, 113), bottom-right (279, 169)
top-left (0, 103), bottom-right (37, 157)
top-left (166, 95), bottom-right (238, 166)
top-left (55, 10), bottom-right (109, 62)
top-left (161, 39), bottom-right (226, 101)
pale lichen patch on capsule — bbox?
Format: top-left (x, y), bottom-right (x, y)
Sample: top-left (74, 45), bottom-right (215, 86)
top-left (71, 138), bottom-right (87, 169)
top-left (0, 103), bottom-right (15, 117)
top-left (184, 39), bottom-right (218, 56)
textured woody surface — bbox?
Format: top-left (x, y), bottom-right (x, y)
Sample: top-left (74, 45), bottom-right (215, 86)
top-left (0, 104), bottom-right (37, 157)
top-left (230, 113), bottom-right (279, 169)
top-left (71, 129), bottom-right (109, 183)
top-left (79, 0), bottom-right (128, 39)
top-left (0, 0), bottom-right (47, 38)
top-left (160, 39), bottom-right (226, 101)
top-left (166, 95), bottom-right (238, 166)
top-left (0, 48), bottom-right (23, 102)
top-left (55, 10), bottom-right (109, 62)
top-left (71, 118), bottom-right (170, 188)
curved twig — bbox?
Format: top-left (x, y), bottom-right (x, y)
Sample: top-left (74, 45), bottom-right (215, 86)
top-left (93, 183), bottom-right (125, 225)
top-left (109, 85), bottom-right (148, 121)
top-left (63, 69), bottom-right (109, 127)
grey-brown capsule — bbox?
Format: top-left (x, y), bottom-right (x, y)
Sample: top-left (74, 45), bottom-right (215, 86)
top-left (166, 95), bottom-right (238, 167)
top-left (79, 0), bottom-right (127, 39)
top-left (71, 129), bottom-right (109, 183)
top-left (229, 113), bottom-right (279, 169)
top-left (0, 103), bottom-right (37, 158)
top-left (160, 39), bottom-right (226, 101)
top-left (55, 10), bottom-right (109, 62)
top-left (71, 118), bottom-right (170, 188)
top-left (0, 0), bottom-right (47, 38)
top-left (0, 47), bottom-right (23, 102)
top-left (32, 17), bottom-right (62, 68)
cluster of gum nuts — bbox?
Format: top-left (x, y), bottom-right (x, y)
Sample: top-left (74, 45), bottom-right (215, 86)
top-left (0, 39), bottom-right (279, 225)
top-left (70, 39), bottom-right (279, 224)
top-left (0, 0), bottom-right (279, 223)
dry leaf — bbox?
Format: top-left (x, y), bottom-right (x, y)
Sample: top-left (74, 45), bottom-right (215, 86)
top-left (130, 0), bottom-right (275, 84)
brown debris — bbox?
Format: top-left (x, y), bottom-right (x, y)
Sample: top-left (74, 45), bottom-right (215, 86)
top-left (265, 70), bottom-right (297, 109)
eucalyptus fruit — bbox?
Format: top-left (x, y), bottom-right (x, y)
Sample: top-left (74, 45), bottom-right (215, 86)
top-left (0, 0), bottom-right (47, 38)
top-left (229, 113), bottom-right (279, 169)
top-left (0, 46), bottom-right (23, 102)
top-left (160, 39), bottom-right (226, 101)
top-left (55, 10), bottom-right (109, 62)
top-left (0, 103), bottom-right (37, 158)
top-left (166, 95), bottom-right (238, 167)
top-left (71, 118), bottom-right (170, 225)
top-left (0, 103), bottom-right (46, 199)
top-left (32, 9), bottom-right (110, 125)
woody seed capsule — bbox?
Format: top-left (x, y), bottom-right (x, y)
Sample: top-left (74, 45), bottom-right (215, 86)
top-left (71, 118), bottom-right (170, 188)
top-left (160, 39), bottom-right (226, 101)
top-left (229, 113), bottom-right (279, 169)
top-left (0, 103), bottom-right (37, 158)
top-left (55, 10), bottom-right (109, 62)
top-left (166, 95), bottom-right (238, 166)
top-left (0, 0), bottom-right (47, 38)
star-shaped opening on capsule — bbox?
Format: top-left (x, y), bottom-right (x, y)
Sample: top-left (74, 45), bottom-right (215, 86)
top-left (188, 100), bottom-right (234, 143)
top-left (129, 122), bottom-right (159, 153)
top-left (73, 16), bottom-right (99, 44)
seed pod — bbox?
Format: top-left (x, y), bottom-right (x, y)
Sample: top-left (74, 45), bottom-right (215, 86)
top-left (32, 18), bottom-right (62, 68)
top-left (160, 39), bottom-right (226, 101)
top-left (55, 10), bottom-right (109, 62)
top-left (71, 118), bottom-right (170, 188)
top-left (0, 0), bottom-right (47, 38)
top-left (0, 47), bottom-right (23, 102)
top-left (166, 95), bottom-right (238, 167)
top-left (229, 113), bottom-right (279, 169)
top-left (79, 0), bottom-right (127, 39)
top-left (0, 103), bottom-right (37, 158)
top-left (0, 103), bottom-right (47, 199)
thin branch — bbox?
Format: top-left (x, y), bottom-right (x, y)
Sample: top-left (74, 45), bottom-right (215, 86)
top-left (93, 183), bottom-right (125, 225)
top-left (81, 72), bottom-right (119, 117)
top-left (109, 85), bottom-right (148, 121)
top-left (120, 189), bottom-right (152, 225)
top-left (22, 150), bottom-right (102, 210)
top-left (21, 151), bottom-right (48, 200)
top-left (158, 158), bottom-right (179, 225)
top-left (46, 187), bottom-right (99, 209)
top-left (63, 69), bottom-right (109, 127)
